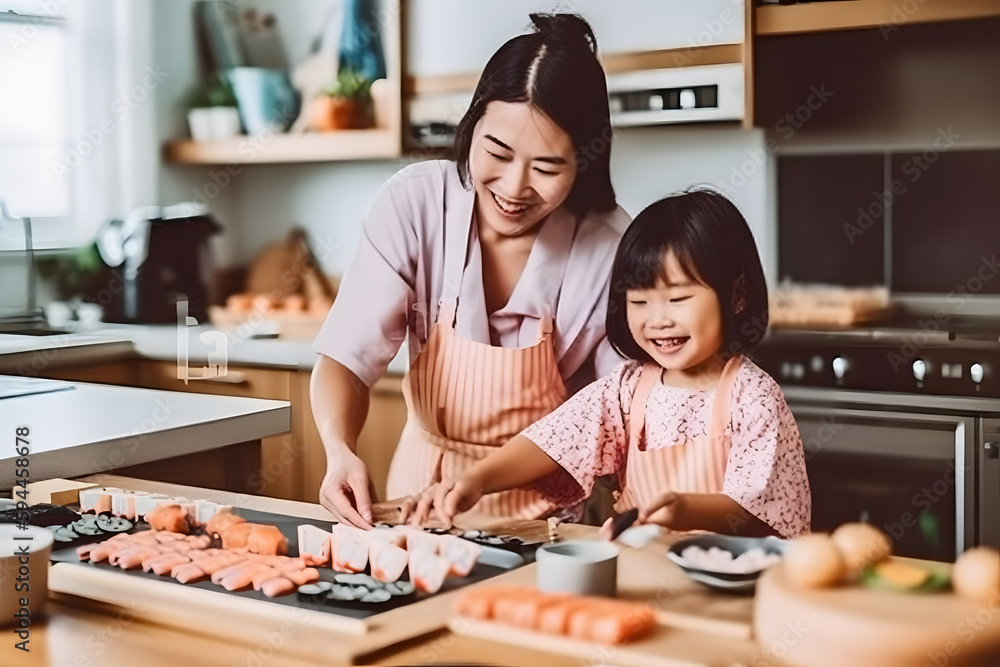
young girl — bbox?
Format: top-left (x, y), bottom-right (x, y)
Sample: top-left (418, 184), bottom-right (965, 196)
top-left (407, 190), bottom-right (811, 539)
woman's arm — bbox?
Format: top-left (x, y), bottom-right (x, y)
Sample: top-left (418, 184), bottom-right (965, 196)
top-left (310, 354), bottom-right (375, 528)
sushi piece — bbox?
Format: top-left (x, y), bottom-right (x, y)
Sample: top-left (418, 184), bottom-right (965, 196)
top-left (79, 487), bottom-right (124, 514)
top-left (219, 522), bottom-right (254, 550)
top-left (369, 537), bottom-right (409, 583)
top-left (261, 577), bottom-right (296, 597)
top-left (408, 549), bottom-right (451, 594)
top-left (195, 500), bottom-right (231, 527)
top-left (330, 524), bottom-right (371, 573)
top-left (172, 562), bottom-right (208, 584)
top-left (205, 508), bottom-right (246, 538)
top-left (297, 524), bottom-right (332, 567)
top-left (132, 494), bottom-right (169, 520)
top-left (440, 535), bottom-right (482, 577)
top-left (246, 525), bottom-right (288, 556)
top-left (110, 490), bottom-right (150, 520)
top-left (145, 503), bottom-right (192, 534)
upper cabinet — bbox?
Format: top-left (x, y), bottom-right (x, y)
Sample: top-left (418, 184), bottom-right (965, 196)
top-left (755, 0), bottom-right (1000, 36)
top-left (406, 0), bottom-right (754, 147)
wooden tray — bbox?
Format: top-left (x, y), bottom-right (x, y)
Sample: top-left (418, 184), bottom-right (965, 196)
top-left (38, 480), bottom-right (523, 664)
top-left (754, 559), bottom-right (1000, 667)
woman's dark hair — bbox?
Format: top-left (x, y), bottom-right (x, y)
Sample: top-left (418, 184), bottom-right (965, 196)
top-left (606, 189), bottom-right (769, 363)
top-left (453, 13), bottom-right (616, 217)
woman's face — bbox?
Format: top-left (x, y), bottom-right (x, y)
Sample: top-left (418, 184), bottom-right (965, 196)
top-left (469, 101), bottom-right (578, 237)
top-left (626, 251), bottom-right (726, 384)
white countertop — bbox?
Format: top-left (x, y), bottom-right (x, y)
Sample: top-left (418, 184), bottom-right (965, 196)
top-left (0, 324), bottom-right (409, 375)
top-left (0, 376), bottom-right (290, 487)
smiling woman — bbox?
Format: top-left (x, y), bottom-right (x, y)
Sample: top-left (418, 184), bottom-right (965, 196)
top-left (309, 13), bottom-right (631, 528)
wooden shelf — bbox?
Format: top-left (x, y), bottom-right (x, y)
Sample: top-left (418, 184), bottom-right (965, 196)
top-left (163, 128), bottom-right (402, 165)
top-left (756, 0), bottom-right (1000, 36)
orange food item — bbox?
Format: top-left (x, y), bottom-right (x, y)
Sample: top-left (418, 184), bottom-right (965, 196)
top-left (220, 522), bottom-right (255, 550)
top-left (205, 509), bottom-right (246, 537)
top-left (145, 503), bottom-right (191, 534)
top-left (246, 525), bottom-right (289, 556)
top-left (261, 576), bottom-right (296, 597)
top-left (455, 587), bottom-right (657, 645)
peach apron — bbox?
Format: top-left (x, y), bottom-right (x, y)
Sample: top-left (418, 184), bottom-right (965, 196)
top-left (613, 355), bottom-right (743, 513)
top-left (385, 210), bottom-right (573, 519)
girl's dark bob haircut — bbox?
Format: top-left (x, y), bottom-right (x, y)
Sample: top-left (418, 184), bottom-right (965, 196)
top-left (606, 189), bottom-right (769, 363)
top-left (453, 13), bottom-right (616, 218)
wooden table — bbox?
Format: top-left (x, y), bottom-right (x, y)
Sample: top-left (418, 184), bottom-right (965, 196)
top-left (2, 476), bottom-right (765, 667)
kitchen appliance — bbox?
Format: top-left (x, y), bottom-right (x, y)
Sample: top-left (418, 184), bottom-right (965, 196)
top-left (95, 203), bottom-right (220, 324)
top-left (754, 323), bottom-right (1000, 561)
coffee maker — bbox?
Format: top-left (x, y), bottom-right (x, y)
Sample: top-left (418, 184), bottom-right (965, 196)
top-left (95, 203), bottom-right (221, 324)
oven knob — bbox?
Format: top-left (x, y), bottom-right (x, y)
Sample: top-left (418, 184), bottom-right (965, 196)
top-left (970, 363), bottom-right (984, 384)
top-left (912, 359), bottom-right (926, 382)
top-left (810, 355), bottom-right (824, 373)
top-left (832, 356), bottom-right (848, 380)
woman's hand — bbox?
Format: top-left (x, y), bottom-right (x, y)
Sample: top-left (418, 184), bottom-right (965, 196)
top-left (638, 490), bottom-right (688, 530)
top-left (319, 451), bottom-right (374, 529)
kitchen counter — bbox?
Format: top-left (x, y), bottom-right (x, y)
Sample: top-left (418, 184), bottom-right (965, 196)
top-left (0, 323), bottom-right (409, 374)
top-left (0, 377), bottom-right (290, 488)
top-left (4, 476), bottom-right (763, 667)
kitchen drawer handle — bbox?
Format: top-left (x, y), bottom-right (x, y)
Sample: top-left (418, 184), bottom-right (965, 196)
top-left (204, 370), bottom-right (250, 385)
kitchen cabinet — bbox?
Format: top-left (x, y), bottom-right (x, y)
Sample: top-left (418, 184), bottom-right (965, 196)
top-left (34, 357), bottom-right (408, 504)
top-left (755, 0), bottom-right (1000, 36)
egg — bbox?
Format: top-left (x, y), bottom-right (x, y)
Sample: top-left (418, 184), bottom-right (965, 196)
top-left (952, 547), bottom-right (1000, 603)
top-left (832, 523), bottom-right (893, 576)
top-left (784, 533), bottom-right (846, 589)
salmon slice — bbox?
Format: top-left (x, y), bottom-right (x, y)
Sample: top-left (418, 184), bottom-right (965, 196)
top-left (492, 589), bottom-right (547, 626)
top-left (210, 560), bottom-right (251, 584)
top-left (196, 554), bottom-right (244, 575)
top-left (172, 562), bottom-right (208, 584)
top-left (184, 535), bottom-right (212, 550)
top-left (153, 532), bottom-right (187, 544)
top-left (441, 536), bottom-right (482, 577)
top-left (115, 546), bottom-right (162, 570)
top-left (76, 543), bottom-right (96, 560)
top-left (88, 543), bottom-right (114, 563)
top-left (246, 525), bottom-right (288, 556)
top-left (453, 586), bottom-right (534, 619)
top-left (409, 549), bottom-right (450, 594)
top-left (205, 508), bottom-right (245, 537)
top-left (220, 562), bottom-right (272, 591)
top-left (586, 603), bottom-right (656, 644)
top-left (370, 538), bottom-right (409, 583)
top-left (331, 524), bottom-right (370, 573)
top-left (280, 567), bottom-right (319, 586)
top-left (150, 553), bottom-right (191, 576)
top-left (297, 524), bottom-right (332, 567)
top-left (145, 503), bottom-right (191, 534)
top-left (537, 598), bottom-right (594, 636)
top-left (260, 576), bottom-right (296, 597)
top-left (251, 566), bottom-right (283, 590)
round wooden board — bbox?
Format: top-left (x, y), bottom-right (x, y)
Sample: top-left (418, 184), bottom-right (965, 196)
top-left (754, 560), bottom-right (1000, 667)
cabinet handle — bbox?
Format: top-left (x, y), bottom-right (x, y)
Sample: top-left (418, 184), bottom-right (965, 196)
top-left (204, 370), bottom-right (250, 385)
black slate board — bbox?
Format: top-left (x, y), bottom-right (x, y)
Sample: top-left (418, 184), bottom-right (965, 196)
top-left (50, 506), bottom-right (524, 620)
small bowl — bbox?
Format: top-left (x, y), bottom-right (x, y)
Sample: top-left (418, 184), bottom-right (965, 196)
top-left (667, 534), bottom-right (789, 593)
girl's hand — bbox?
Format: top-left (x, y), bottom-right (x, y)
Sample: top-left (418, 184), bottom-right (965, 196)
top-left (405, 473), bottom-right (485, 528)
top-left (398, 484), bottom-right (444, 526)
top-left (639, 491), bottom-right (688, 529)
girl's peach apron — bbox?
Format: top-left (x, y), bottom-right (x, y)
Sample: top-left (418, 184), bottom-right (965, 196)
top-left (385, 209), bottom-right (573, 519)
top-left (613, 355), bottom-right (743, 513)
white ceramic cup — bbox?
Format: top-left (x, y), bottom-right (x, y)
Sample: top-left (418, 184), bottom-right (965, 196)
top-left (0, 524), bottom-right (54, 628)
top-left (535, 539), bottom-right (619, 597)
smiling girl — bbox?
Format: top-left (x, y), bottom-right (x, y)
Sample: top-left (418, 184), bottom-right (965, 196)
top-left (311, 14), bottom-right (631, 528)
top-left (411, 190), bottom-right (812, 539)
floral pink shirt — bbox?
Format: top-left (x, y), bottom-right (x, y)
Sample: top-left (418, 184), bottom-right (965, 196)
top-left (523, 358), bottom-right (812, 538)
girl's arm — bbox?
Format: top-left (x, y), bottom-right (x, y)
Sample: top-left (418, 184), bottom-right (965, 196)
top-left (417, 435), bottom-right (564, 526)
top-left (640, 491), bottom-right (777, 537)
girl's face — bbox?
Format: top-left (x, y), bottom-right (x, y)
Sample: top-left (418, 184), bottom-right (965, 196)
top-left (626, 251), bottom-right (726, 385)
top-left (469, 101), bottom-right (578, 237)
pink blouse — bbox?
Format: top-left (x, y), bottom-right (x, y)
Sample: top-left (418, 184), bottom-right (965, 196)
top-left (313, 160), bottom-right (631, 389)
top-left (522, 358), bottom-right (812, 538)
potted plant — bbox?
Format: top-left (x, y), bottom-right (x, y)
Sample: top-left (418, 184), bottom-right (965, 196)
top-left (187, 75), bottom-right (242, 141)
top-left (309, 68), bottom-right (374, 131)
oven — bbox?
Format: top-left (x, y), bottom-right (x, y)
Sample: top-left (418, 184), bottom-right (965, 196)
top-left (755, 340), bottom-right (1000, 562)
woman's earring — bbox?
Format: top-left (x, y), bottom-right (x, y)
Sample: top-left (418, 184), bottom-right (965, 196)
top-left (731, 274), bottom-right (747, 314)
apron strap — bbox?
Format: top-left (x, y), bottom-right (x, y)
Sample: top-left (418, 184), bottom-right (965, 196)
top-left (628, 363), bottom-right (662, 453)
top-left (709, 355), bottom-right (743, 443)
top-left (438, 200), bottom-right (477, 330)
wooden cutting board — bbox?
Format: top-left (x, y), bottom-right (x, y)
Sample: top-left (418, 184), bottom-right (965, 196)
top-left (755, 560), bottom-right (1000, 667)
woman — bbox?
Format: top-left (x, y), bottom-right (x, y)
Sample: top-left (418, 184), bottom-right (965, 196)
top-left (311, 13), bottom-right (630, 528)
